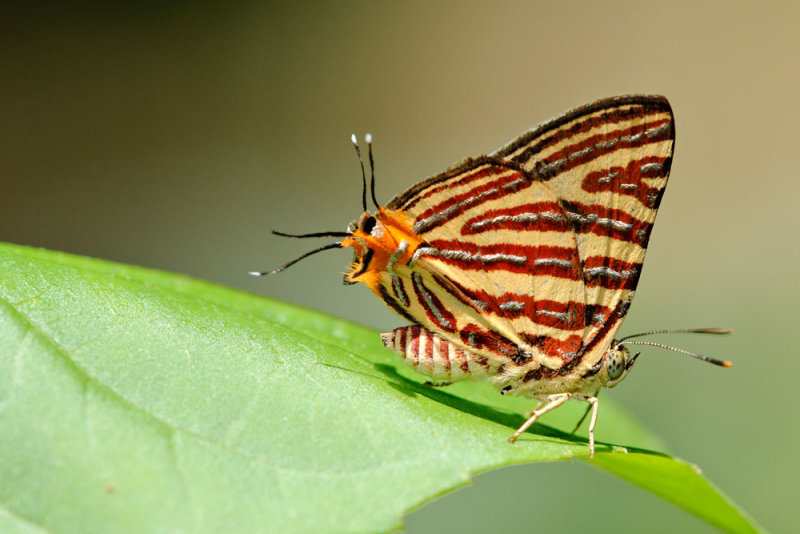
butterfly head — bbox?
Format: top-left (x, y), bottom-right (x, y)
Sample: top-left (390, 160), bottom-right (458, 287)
top-left (602, 343), bottom-right (638, 388)
top-left (253, 134), bottom-right (423, 290)
top-left (342, 211), bottom-right (381, 286)
top-left (341, 208), bottom-right (422, 289)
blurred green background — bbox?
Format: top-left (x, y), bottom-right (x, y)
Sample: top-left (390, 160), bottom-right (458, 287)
top-left (2, 2), bottom-right (797, 532)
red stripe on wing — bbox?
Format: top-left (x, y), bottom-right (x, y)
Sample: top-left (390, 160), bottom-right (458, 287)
top-left (461, 200), bottom-right (654, 247)
top-left (559, 201), bottom-right (654, 246)
top-left (458, 325), bottom-right (517, 361)
top-left (425, 240), bottom-right (582, 279)
top-left (520, 332), bottom-right (584, 362)
top-left (411, 272), bottom-right (457, 332)
top-left (513, 104), bottom-right (670, 166)
top-left (582, 156), bottom-right (670, 209)
top-left (460, 201), bottom-right (570, 235)
top-left (583, 256), bottom-right (643, 290)
top-left (430, 274), bottom-right (611, 331)
top-left (413, 170), bottom-right (531, 234)
top-left (537, 118), bottom-right (672, 180)
top-left (404, 164), bottom-right (509, 212)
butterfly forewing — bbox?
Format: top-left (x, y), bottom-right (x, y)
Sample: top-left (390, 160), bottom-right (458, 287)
top-left (381, 95), bottom-right (674, 391)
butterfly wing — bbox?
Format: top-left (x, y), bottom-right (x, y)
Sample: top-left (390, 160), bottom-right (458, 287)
top-left (380, 95), bottom-right (674, 386)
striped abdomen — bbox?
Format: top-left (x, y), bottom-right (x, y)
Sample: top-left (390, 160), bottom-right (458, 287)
top-left (380, 325), bottom-right (499, 381)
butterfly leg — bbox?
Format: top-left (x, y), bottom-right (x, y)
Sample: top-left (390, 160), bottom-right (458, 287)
top-left (524, 399), bottom-right (545, 418)
top-left (508, 393), bottom-right (570, 444)
top-left (510, 393), bottom-right (600, 458)
top-left (570, 388), bottom-right (601, 433)
top-left (569, 393), bottom-right (599, 458)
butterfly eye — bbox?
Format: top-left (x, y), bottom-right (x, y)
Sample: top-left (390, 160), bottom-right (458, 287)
top-left (606, 348), bottom-right (627, 380)
top-left (361, 215), bottom-right (377, 234)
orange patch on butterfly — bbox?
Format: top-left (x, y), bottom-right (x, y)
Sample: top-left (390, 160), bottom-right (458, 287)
top-left (342, 208), bottom-right (424, 291)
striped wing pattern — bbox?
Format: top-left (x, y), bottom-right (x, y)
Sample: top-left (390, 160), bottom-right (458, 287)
top-left (377, 95), bottom-right (674, 395)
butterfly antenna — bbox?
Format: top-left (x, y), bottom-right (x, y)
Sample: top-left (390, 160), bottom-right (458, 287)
top-left (351, 134), bottom-right (368, 212)
top-left (249, 242), bottom-right (343, 276)
top-left (366, 133), bottom-right (379, 208)
top-left (616, 339), bottom-right (732, 367)
top-left (618, 327), bottom-right (732, 342)
top-left (272, 230), bottom-right (350, 239)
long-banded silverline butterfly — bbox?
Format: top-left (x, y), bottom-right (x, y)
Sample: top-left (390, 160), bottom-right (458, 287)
top-left (253, 95), bottom-right (732, 458)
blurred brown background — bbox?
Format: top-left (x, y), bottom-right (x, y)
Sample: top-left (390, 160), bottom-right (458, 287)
top-left (2, 2), bottom-right (797, 532)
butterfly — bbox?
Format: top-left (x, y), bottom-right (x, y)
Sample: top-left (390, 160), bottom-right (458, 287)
top-left (255, 95), bottom-right (731, 458)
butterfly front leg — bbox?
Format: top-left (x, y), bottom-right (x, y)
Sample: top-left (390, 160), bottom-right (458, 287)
top-left (510, 393), bottom-right (600, 458)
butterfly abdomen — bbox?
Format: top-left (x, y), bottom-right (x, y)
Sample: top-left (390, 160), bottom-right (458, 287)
top-left (381, 325), bottom-right (498, 381)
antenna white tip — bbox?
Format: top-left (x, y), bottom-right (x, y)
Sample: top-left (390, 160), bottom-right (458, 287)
top-left (365, 133), bottom-right (372, 143)
top-left (350, 134), bottom-right (357, 144)
top-left (248, 271), bottom-right (264, 276)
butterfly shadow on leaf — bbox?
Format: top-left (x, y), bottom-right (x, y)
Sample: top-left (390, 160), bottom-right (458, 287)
top-left (371, 362), bottom-right (653, 456)
top-left (375, 363), bottom-right (672, 457)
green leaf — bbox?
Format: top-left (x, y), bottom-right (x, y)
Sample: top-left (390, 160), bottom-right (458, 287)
top-left (0, 243), bottom-right (759, 533)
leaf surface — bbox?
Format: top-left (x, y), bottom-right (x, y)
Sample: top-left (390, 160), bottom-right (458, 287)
top-left (0, 244), bottom-right (758, 533)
